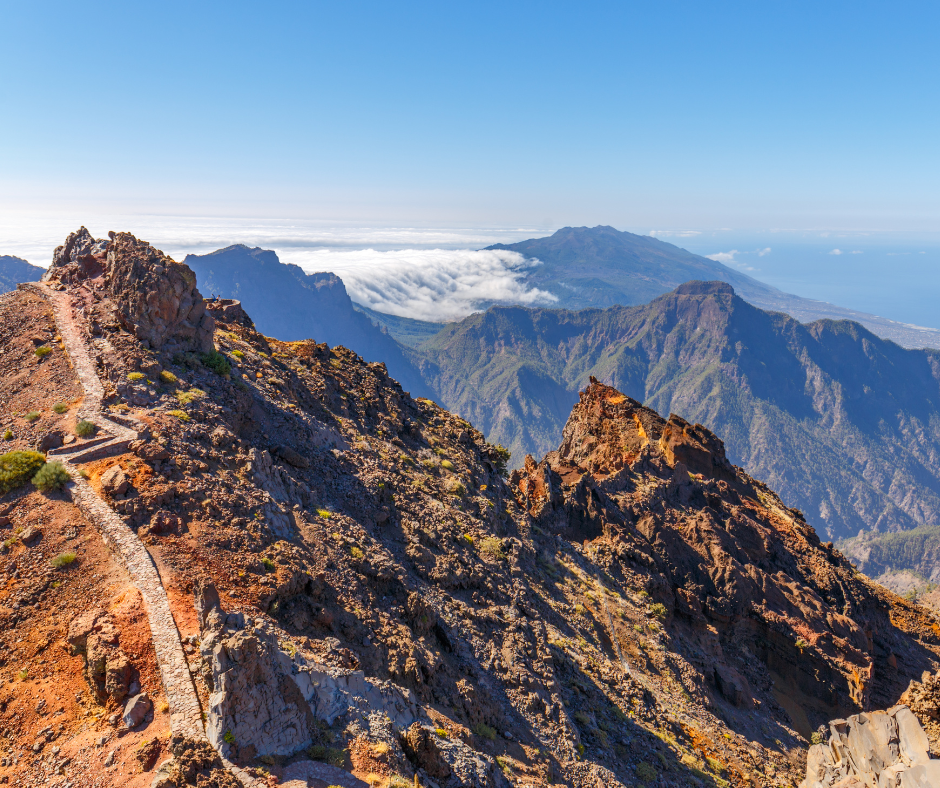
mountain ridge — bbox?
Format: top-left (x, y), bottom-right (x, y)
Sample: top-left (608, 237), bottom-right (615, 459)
top-left (487, 225), bottom-right (940, 349)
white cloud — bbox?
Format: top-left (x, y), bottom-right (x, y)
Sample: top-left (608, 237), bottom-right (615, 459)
top-left (649, 229), bottom-right (702, 238)
top-left (706, 250), bottom-right (739, 264)
top-left (293, 248), bottom-right (558, 323)
top-left (829, 249), bottom-right (843, 255)
top-left (850, 250), bottom-right (863, 254)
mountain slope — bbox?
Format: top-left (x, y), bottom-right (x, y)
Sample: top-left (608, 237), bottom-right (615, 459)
top-left (415, 281), bottom-right (940, 540)
top-left (183, 244), bottom-right (430, 397)
top-left (7, 228), bottom-right (940, 787)
top-left (0, 254), bottom-right (44, 292)
top-left (488, 226), bottom-right (940, 349)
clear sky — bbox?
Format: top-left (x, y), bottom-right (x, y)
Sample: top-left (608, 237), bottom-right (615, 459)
top-left (1, 1), bottom-right (938, 229)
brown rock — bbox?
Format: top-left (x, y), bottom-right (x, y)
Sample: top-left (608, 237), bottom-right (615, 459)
top-left (100, 465), bottom-right (129, 497)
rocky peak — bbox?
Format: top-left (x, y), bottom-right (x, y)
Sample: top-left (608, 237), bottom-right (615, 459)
top-left (673, 280), bottom-right (736, 296)
top-left (554, 377), bottom-right (734, 481)
top-left (44, 228), bottom-right (215, 353)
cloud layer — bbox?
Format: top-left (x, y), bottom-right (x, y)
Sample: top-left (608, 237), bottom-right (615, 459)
top-left (293, 248), bottom-right (558, 323)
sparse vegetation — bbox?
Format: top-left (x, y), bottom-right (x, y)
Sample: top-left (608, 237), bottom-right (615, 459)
top-left (127, 371), bottom-right (145, 381)
top-left (75, 419), bottom-right (96, 437)
top-left (440, 459), bottom-right (454, 470)
top-left (200, 350), bottom-right (231, 376)
top-left (159, 370), bottom-right (178, 385)
top-left (50, 551), bottom-right (77, 569)
top-left (649, 602), bottom-right (668, 619)
top-left (53, 402), bottom-right (68, 414)
top-left (0, 450), bottom-right (46, 493)
top-left (349, 545), bottom-right (364, 560)
top-left (2, 430), bottom-right (12, 441)
top-left (473, 723), bottom-right (497, 740)
top-left (168, 409), bottom-right (191, 421)
top-left (316, 508), bottom-right (332, 519)
top-left (260, 556), bottom-right (276, 572)
top-left (25, 411), bottom-right (40, 422)
top-left (231, 349), bottom-right (244, 359)
top-left (223, 730), bottom-right (236, 745)
top-left (32, 461), bottom-right (70, 491)
top-left (34, 345), bottom-right (52, 358)
top-left (636, 762), bottom-right (657, 782)
top-left (16, 669), bottom-right (28, 681)
top-left (492, 443), bottom-right (511, 475)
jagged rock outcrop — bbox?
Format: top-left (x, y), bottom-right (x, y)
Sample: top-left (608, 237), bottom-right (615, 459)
top-left (67, 608), bottom-right (134, 703)
top-left (800, 705), bottom-right (940, 787)
top-left (43, 227), bottom-right (214, 352)
top-left (900, 669), bottom-right (940, 755)
top-left (513, 380), bottom-right (940, 737)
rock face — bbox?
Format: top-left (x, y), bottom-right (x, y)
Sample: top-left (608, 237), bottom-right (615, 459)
top-left (196, 583), bottom-right (502, 786)
top-left (43, 228), bottom-right (214, 353)
top-left (800, 705), bottom-right (939, 787)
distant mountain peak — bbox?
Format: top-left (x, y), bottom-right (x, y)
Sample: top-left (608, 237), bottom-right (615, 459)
top-left (674, 280), bottom-right (736, 296)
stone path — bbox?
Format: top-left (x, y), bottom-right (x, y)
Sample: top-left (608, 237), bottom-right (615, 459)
top-left (19, 283), bottom-right (263, 786)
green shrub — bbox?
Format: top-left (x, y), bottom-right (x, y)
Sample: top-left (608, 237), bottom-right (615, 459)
top-left (223, 730), bottom-right (235, 745)
top-left (34, 346), bottom-right (52, 358)
top-left (636, 762), bottom-right (657, 782)
top-left (349, 546), bottom-right (364, 560)
top-left (75, 419), bottom-right (95, 437)
top-left (168, 409), bottom-right (190, 421)
top-left (479, 537), bottom-right (505, 561)
top-left (649, 602), bottom-right (668, 620)
top-left (440, 459), bottom-right (454, 470)
top-left (492, 444), bottom-right (511, 475)
top-left (260, 556), bottom-right (276, 572)
top-left (316, 508), bottom-right (332, 519)
top-left (200, 351), bottom-right (231, 376)
top-left (2, 430), bottom-right (11, 441)
top-left (32, 461), bottom-right (70, 492)
top-left (159, 370), bottom-right (178, 385)
top-left (53, 403), bottom-right (68, 414)
top-left (0, 450), bottom-right (46, 493)
top-left (127, 371), bottom-right (145, 381)
top-left (473, 723), bottom-right (497, 740)
top-left (175, 388), bottom-right (206, 405)
top-left (50, 552), bottom-right (77, 569)
top-left (230, 349), bottom-right (244, 359)
top-left (25, 411), bottom-right (40, 423)
top-left (16, 669), bottom-right (28, 681)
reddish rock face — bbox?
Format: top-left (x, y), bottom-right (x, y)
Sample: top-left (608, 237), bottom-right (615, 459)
top-left (43, 228), bottom-right (215, 353)
top-left (513, 378), bottom-right (940, 736)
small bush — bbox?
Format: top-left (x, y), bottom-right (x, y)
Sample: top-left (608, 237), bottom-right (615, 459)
top-left (25, 411), bottom-right (40, 423)
top-left (479, 537), bottom-right (505, 561)
top-left (434, 727), bottom-right (449, 738)
top-left (0, 450), bottom-right (46, 493)
top-left (32, 461), bottom-right (70, 492)
top-left (200, 351), bottom-right (231, 376)
top-left (260, 556), bottom-right (276, 572)
top-left (2, 430), bottom-right (11, 441)
top-left (75, 419), bottom-right (96, 437)
top-left (636, 762), bottom-right (657, 782)
top-left (34, 346), bottom-right (52, 358)
top-left (127, 371), bottom-right (145, 381)
top-left (53, 403), bottom-right (68, 414)
top-left (811, 731), bottom-right (824, 745)
top-left (168, 409), bottom-right (190, 421)
top-left (349, 545), bottom-right (364, 560)
top-left (159, 370), bottom-right (178, 385)
top-left (223, 730), bottom-right (235, 745)
top-left (473, 723), bottom-right (497, 741)
top-left (649, 602), bottom-right (668, 620)
top-left (50, 552), bottom-right (77, 569)
top-left (316, 508), bottom-right (332, 519)
top-left (175, 388), bottom-right (206, 405)
top-left (231, 349), bottom-right (244, 359)
top-left (492, 443), bottom-right (511, 475)
top-left (16, 669), bottom-right (28, 681)
top-left (440, 459), bottom-right (454, 470)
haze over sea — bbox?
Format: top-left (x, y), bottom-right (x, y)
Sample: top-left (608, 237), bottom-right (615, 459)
top-left (3, 211), bottom-right (939, 330)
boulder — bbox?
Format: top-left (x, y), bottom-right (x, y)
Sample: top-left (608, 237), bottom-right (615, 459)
top-left (36, 430), bottom-right (64, 452)
top-left (100, 465), bottom-right (129, 497)
top-left (123, 692), bottom-right (152, 729)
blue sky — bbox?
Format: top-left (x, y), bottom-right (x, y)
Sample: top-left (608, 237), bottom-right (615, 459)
top-left (2, 1), bottom-right (938, 229)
